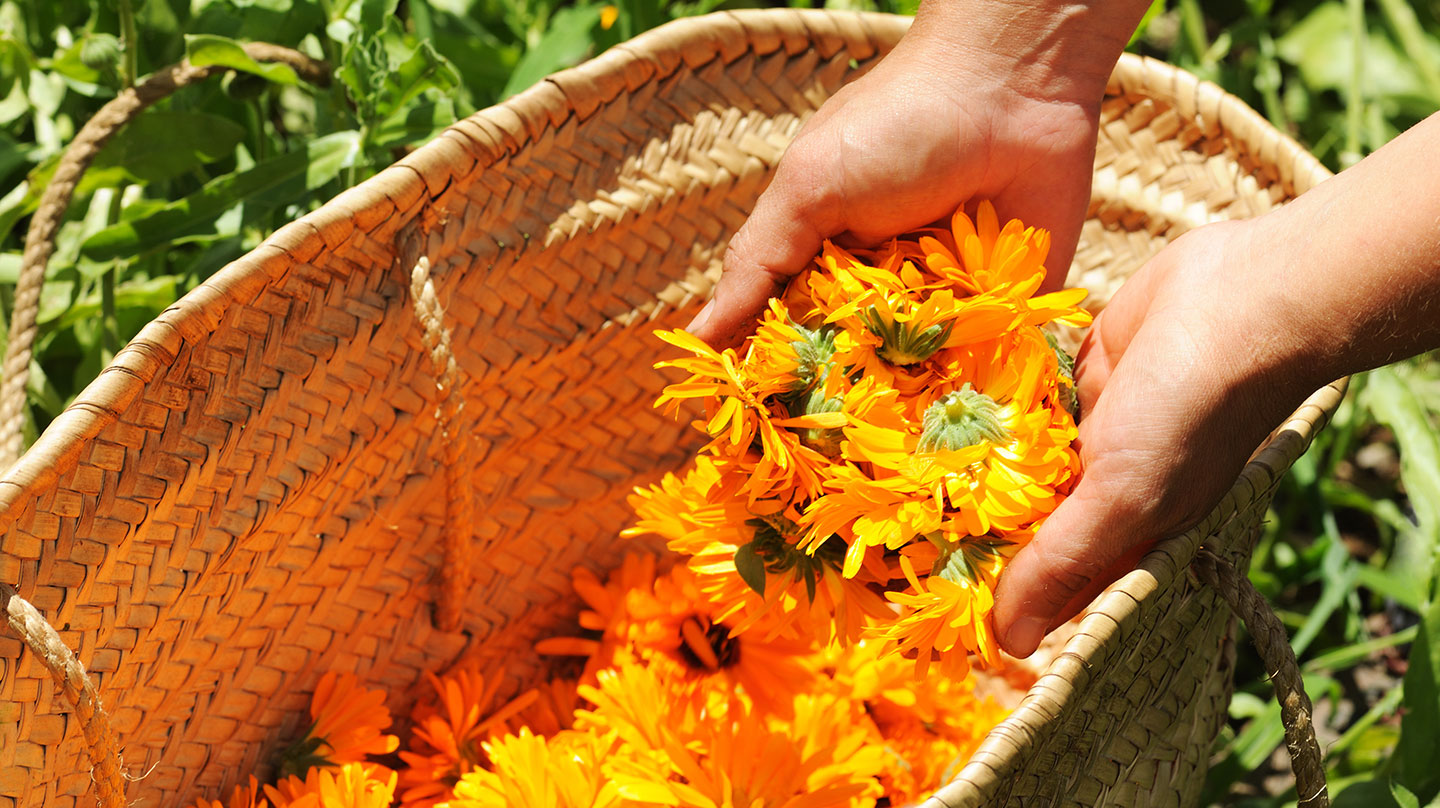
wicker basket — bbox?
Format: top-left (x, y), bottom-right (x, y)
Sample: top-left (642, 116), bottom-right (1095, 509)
top-left (0, 10), bottom-right (1344, 807)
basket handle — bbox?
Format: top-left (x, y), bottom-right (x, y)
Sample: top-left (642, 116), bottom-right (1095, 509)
top-left (1192, 547), bottom-right (1330, 808)
top-left (0, 44), bottom-right (329, 470)
top-left (407, 254), bottom-right (473, 633)
top-left (2, 583), bottom-right (126, 807)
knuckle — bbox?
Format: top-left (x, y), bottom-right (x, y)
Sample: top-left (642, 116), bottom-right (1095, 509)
top-left (1027, 542), bottom-right (1107, 605)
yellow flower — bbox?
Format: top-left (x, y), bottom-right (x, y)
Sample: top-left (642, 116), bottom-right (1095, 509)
top-left (834, 329), bottom-right (1080, 539)
top-left (446, 729), bottom-right (626, 808)
top-left (800, 462), bottom-right (941, 580)
top-left (648, 198), bottom-right (1090, 684)
top-left (538, 556), bottom-right (821, 718)
top-left (579, 661), bottom-right (885, 808)
top-left (810, 244), bottom-right (1023, 372)
top-left (264, 763), bottom-right (396, 808)
top-left (824, 640), bottom-right (1013, 803)
top-left (870, 545), bottom-right (1012, 679)
top-left (625, 458), bottom-right (890, 645)
top-left (654, 324), bottom-right (837, 508)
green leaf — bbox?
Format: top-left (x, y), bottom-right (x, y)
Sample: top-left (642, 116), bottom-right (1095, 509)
top-left (1364, 366), bottom-right (1440, 557)
top-left (1374, 0), bottom-right (1440, 101)
top-left (53, 37), bottom-right (107, 85)
top-left (1396, 594), bottom-right (1440, 799)
top-left (377, 35), bottom-right (461, 123)
top-left (1335, 780), bottom-right (1406, 808)
top-left (191, 0), bottom-right (327, 49)
top-left (0, 78), bottom-right (29, 127)
top-left (0, 130), bottom-right (34, 184)
top-left (345, 0), bottom-right (402, 41)
top-left (1277, 3), bottom-right (1435, 103)
top-left (1304, 624), bottom-right (1418, 672)
top-left (501, 4), bottom-right (603, 99)
top-left (185, 34), bottom-right (301, 85)
top-left (81, 131), bottom-right (361, 262)
top-left (370, 98), bottom-right (456, 149)
top-left (733, 541), bottom-right (766, 597)
top-left (91, 111), bottom-right (246, 185)
top-left (1394, 781), bottom-right (1423, 808)
top-left (1231, 694), bottom-right (1287, 771)
top-left (1128, 0), bottom-right (1167, 48)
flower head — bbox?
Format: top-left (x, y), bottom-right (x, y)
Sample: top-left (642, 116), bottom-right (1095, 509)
top-left (397, 667), bottom-right (543, 808)
top-left (264, 763), bottom-right (396, 808)
top-left (446, 729), bottom-right (626, 808)
top-left (276, 673), bottom-right (398, 777)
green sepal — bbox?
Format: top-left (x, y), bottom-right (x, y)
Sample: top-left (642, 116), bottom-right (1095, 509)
top-left (932, 536), bottom-right (1013, 585)
top-left (860, 305), bottom-right (954, 365)
top-left (743, 516), bottom-right (845, 604)
top-left (275, 732), bottom-right (336, 778)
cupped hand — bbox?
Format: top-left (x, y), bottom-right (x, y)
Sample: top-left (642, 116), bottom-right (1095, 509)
top-left (685, 21), bottom-right (1105, 346)
top-left (992, 219), bottom-right (1324, 657)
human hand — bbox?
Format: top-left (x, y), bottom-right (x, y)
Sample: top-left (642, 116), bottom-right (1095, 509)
top-left (991, 219), bottom-right (1324, 657)
top-left (687, 1), bottom-right (1149, 346)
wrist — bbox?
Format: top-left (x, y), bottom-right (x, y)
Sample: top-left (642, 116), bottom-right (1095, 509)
top-left (1212, 216), bottom-right (1345, 415)
top-left (903, 0), bottom-right (1152, 107)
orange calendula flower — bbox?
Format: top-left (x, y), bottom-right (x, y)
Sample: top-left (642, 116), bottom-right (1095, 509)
top-left (276, 673), bottom-right (399, 777)
top-left (539, 556), bottom-right (820, 717)
top-left (398, 668), bottom-right (541, 808)
top-left (824, 639), bottom-right (1012, 803)
top-left (625, 457), bottom-right (890, 644)
top-left (808, 246), bottom-right (1021, 374)
top-left (264, 763), bottom-right (396, 808)
top-left (581, 661), bottom-right (886, 808)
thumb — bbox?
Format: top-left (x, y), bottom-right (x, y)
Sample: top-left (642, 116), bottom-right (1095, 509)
top-left (992, 454), bottom-right (1154, 658)
top-left (687, 158), bottom-right (839, 348)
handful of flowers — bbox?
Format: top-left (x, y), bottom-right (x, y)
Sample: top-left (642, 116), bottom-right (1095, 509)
top-left (632, 202), bottom-right (1091, 678)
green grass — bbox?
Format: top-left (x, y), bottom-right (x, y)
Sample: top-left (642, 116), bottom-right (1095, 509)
top-left (3, 0), bottom-right (1440, 805)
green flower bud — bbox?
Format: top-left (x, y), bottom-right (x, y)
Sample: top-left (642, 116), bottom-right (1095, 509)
top-left (917, 384), bottom-right (1010, 453)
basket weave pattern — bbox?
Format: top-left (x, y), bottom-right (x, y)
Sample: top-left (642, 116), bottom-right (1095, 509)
top-left (0, 11), bottom-right (1339, 807)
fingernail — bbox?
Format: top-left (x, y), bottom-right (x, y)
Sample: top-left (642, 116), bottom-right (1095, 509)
top-left (1007, 616), bottom-right (1048, 658)
top-left (686, 298), bottom-right (716, 333)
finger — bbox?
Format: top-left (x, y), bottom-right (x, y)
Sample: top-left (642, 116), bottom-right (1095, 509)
top-left (687, 158), bottom-right (840, 348)
top-left (993, 147), bottom-right (1096, 294)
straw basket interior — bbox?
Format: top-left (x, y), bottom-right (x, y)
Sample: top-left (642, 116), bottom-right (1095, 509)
top-left (0, 10), bottom-right (1341, 808)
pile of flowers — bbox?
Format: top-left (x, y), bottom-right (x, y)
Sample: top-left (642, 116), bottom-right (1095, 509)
top-left (196, 553), bottom-right (1024, 808)
top-left (636, 201), bottom-right (1089, 678)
